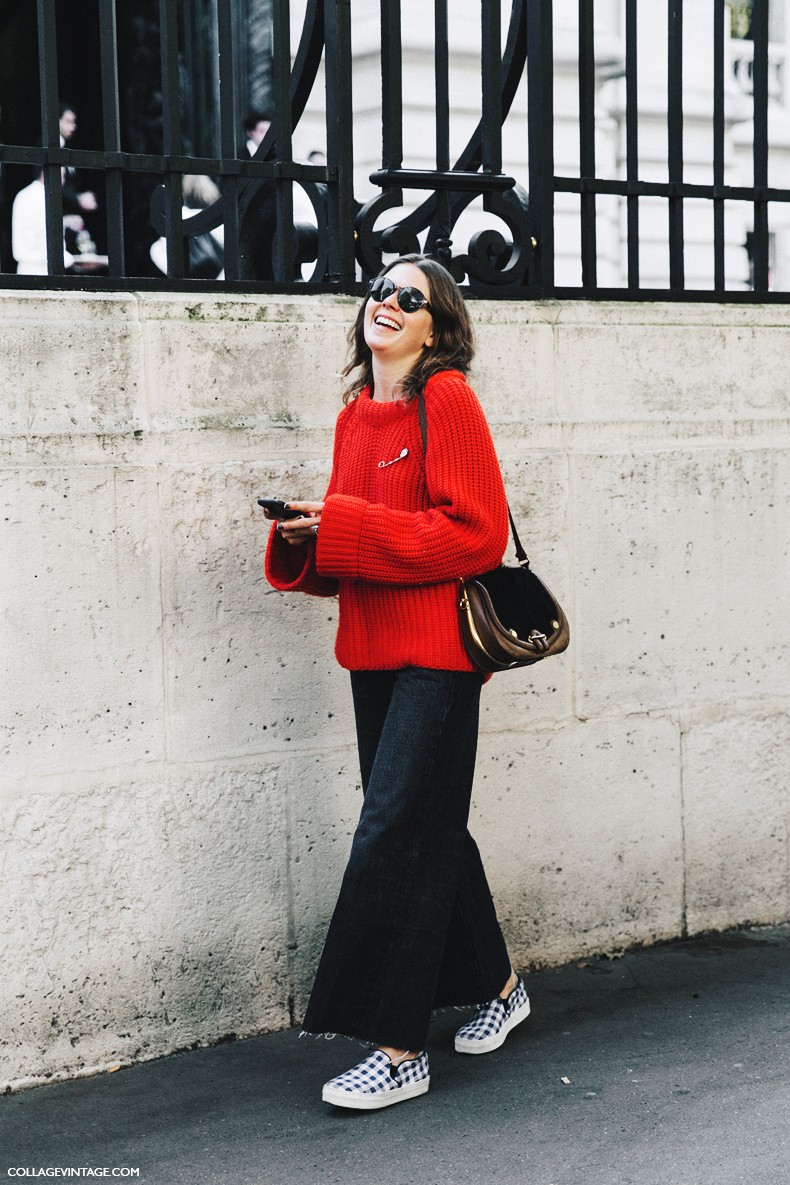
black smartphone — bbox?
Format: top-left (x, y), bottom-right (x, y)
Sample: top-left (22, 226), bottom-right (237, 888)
top-left (257, 498), bottom-right (304, 521)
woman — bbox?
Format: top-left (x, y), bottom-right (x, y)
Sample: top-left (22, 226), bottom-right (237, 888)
top-left (263, 254), bottom-right (530, 1110)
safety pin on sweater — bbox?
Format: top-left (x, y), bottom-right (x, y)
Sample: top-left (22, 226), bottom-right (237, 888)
top-left (378, 447), bottom-right (408, 469)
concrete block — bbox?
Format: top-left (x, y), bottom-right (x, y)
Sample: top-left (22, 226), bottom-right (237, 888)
top-left (139, 294), bottom-right (352, 434)
top-left (159, 462), bottom-right (355, 763)
top-left (573, 448), bottom-right (790, 717)
top-left (553, 305), bottom-right (790, 424)
top-left (464, 313), bottom-right (560, 444)
top-left (0, 466), bottom-right (165, 777)
top-left (0, 762), bottom-right (289, 1090)
top-left (471, 716), bottom-right (684, 968)
top-left (0, 292), bottom-right (143, 437)
top-left (683, 713), bottom-right (790, 934)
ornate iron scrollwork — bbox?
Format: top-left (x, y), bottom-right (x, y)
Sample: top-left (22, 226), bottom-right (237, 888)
top-left (355, 180), bottom-right (532, 295)
top-left (151, 0), bottom-right (532, 291)
top-left (353, 0), bottom-right (532, 293)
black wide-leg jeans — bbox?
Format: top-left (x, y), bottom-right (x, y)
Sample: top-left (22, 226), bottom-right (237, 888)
top-left (301, 667), bottom-right (511, 1051)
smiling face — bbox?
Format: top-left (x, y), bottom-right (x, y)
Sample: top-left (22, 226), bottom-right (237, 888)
top-left (363, 262), bottom-right (435, 378)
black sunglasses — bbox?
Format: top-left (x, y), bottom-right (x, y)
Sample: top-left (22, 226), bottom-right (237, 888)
top-left (368, 276), bottom-right (432, 314)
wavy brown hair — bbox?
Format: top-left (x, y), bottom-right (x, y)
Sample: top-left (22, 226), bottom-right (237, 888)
top-left (341, 254), bottom-right (476, 403)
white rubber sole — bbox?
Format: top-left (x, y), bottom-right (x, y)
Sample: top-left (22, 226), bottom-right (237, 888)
top-left (454, 995), bottom-right (531, 1055)
top-left (322, 1076), bottom-right (430, 1110)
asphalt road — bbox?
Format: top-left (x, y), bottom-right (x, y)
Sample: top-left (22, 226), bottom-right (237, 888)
top-left (2, 926), bottom-right (789, 1185)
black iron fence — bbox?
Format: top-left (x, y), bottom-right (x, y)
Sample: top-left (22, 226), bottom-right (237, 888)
top-left (0, 0), bottom-right (788, 299)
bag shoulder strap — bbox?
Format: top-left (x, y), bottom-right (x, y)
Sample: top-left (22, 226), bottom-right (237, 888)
top-left (416, 389), bottom-right (530, 568)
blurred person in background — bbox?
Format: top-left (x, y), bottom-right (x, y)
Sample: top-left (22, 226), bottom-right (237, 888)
top-left (58, 103), bottom-right (98, 218)
top-left (241, 110), bottom-right (270, 158)
top-left (11, 167), bottom-right (74, 274)
top-left (150, 174), bottom-right (224, 279)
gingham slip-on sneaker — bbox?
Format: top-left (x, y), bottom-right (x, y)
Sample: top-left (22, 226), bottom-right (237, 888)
top-left (454, 976), bottom-right (531, 1055)
top-left (321, 1049), bottom-right (430, 1110)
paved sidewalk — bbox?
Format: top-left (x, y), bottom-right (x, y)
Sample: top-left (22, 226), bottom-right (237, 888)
top-left (2, 927), bottom-right (789, 1185)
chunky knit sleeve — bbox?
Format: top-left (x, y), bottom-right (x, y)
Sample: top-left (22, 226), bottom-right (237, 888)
top-left (263, 409), bottom-right (351, 598)
top-left (315, 371), bottom-right (508, 585)
top-left (264, 526), bottom-right (338, 597)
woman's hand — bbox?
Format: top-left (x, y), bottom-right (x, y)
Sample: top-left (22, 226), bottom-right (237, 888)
top-left (263, 500), bottom-right (324, 547)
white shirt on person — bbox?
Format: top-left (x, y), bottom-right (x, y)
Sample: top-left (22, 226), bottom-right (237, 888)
top-left (11, 179), bottom-right (74, 275)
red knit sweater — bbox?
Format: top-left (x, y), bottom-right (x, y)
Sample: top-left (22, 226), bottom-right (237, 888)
top-left (264, 369), bottom-right (508, 672)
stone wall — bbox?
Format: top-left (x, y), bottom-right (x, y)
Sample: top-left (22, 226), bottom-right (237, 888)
top-left (1, 290), bottom-right (788, 1090)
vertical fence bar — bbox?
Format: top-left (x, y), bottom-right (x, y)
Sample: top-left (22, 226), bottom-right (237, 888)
top-left (271, 0), bottom-right (294, 282)
top-left (667, 0), bottom-right (684, 289)
top-left (381, 0), bottom-right (403, 170)
top-left (182, 3), bottom-right (197, 153)
top-left (36, 0), bottom-right (64, 275)
top-left (625, 0), bottom-right (639, 290)
top-left (481, 0), bottom-right (503, 174)
top-left (713, 0), bottom-right (725, 292)
top-left (435, 0), bottom-right (450, 173)
top-left (217, 0), bottom-right (240, 282)
top-left (159, 0), bottom-right (185, 278)
top-left (434, 0), bottom-right (452, 265)
top-left (325, 0), bottom-right (355, 289)
top-left (527, 0), bottom-right (555, 294)
top-left (578, 0), bottom-right (597, 288)
top-left (752, 0), bottom-right (770, 291)
top-left (99, 0), bottom-right (125, 277)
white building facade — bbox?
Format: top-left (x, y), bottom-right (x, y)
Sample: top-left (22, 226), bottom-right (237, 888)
top-left (290, 0), bottom-right (790, 294)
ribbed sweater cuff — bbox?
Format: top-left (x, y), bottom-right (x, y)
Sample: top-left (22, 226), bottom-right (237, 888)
top-left (265, 524), bottom-right (314, 590)
top-left (316, 494), bottom-right (368, 579)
